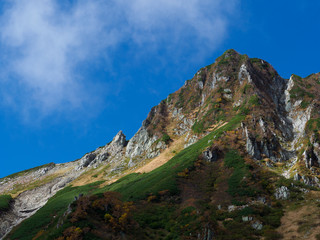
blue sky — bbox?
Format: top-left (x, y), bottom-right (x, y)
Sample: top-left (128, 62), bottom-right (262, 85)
top-left (0, 0), bottom-right (320, 178)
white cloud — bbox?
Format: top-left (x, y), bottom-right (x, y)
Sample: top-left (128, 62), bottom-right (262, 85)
top-left (0, 0), bottom-right (238, 120)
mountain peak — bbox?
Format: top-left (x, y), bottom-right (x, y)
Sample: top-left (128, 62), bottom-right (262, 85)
top-left (2, 50), bottom-right (320, 239)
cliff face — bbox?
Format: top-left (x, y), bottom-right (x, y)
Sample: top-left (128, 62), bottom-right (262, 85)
top-left (1, 49), bottom-right (320, 239)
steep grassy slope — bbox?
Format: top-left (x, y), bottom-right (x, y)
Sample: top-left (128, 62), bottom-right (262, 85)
top-left (6, 114), bottom-right (244, 239)
top-left (3, 49), bottom-right (320, 239)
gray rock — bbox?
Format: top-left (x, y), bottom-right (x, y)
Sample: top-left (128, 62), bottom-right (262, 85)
top-left (184, 133), bottom-right (198, 148)
top-left (203, 227), bottom-right (214, 240)
top-left (251, 221), bottom-right (263, 230)
top-left (107, 130), bottom-right (127, 156)
top-left (0, 167), bottom-right (82, 238)
top-left (275, 186), bottom-right (290, 200)
top-left (304, 147), bottom-right (320, 169)
top-left (211, 71), bottom-right (229, 89)
top-left (238, 64), bottom-right (252, 85)
top-left (294, 173), bottom-right (301, 181)
top-left (125, 124), bottom-right (158, 159)
top-left (242, 216), bottom-right (253, 222)
top-left (203, 148), bottom-right (219, 162)
top-left (228, 205), bottom-right (236, 212)
top-left (78, 152), bottom-right (96, 169)
top-left (257, 197), bottom-right (266, 204)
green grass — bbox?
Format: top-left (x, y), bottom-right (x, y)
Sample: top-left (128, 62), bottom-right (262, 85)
top-left (0, 195), bottom-right (12, 211)
top-left (290, 86), bottom-right (306, 99)
top-left (224, 150), bottom-right (256, 197)
top-left (175, 88), bottom-right (186, 108)
top-left (306, 118), bottom-right (320, 132)
top-left (242, 84), bottom-right (252, 94)
top-left (300, 100), bottom-right (309, 109)
top-left (292, 74), bottom-right (302, 83)
top-left (7, 181), bottom-right (103, 240)
top-left (191, 120), bottom-right (205, 133)
top-left (290, 84), bottom-right (314, 100)
top-left (248, 94), bottom-right (260, 106)
top-left (134, 204), bottom-right (200, 239)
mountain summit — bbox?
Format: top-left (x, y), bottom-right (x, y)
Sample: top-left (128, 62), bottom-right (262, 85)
top-left (1, 50), bottom-right (320, 239)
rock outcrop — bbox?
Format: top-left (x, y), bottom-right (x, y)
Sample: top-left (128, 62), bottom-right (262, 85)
top-left (0, 165), bottom-right (81, 238)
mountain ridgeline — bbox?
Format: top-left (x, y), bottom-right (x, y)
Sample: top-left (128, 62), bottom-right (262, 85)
top-left (1, 49), bottom-right (320, 239)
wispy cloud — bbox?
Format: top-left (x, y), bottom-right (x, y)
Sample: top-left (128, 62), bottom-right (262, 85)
top-left (0, 0), bottom-right (238, 121)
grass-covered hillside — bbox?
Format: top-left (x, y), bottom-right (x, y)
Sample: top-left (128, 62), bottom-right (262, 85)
top-left (7, 112), bottom-right (320, 239)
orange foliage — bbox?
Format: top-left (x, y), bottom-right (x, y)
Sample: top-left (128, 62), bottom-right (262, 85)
top-left (147, 195), bottom-right (157, 202)
top-left (61, 226), bottom-right (83, 240)
top-left (177, 168), bottom-right (189, 177)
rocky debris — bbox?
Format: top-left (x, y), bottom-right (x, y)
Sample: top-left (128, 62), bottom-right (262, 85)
top-left (265, 160), bottom-right (274, 168)
top-left (301, 175), bottom-right (320, 187)
top-left (294, 173), bottom-right (301, 181)
top-left (228, 205), bottom-right (236, 212)
top-left (233, 99), bottom-right (243, 108)
top-left (257, 196), bottom-right (266, 204)
top-left (275, 186), bottom-right (290, 200)
top-left (171, 108), bottom-right (194, 136)
top-left (242, 216), bottom-right (253, 222)
top-left (227, 204), bottom-right (249, 212)
top-left (251, 221), bottom-right (263, 230)
top-left (304, 147), bottom-right (320, 169)
top-left (222, 88), bottom-right (232, 100)
top-left (202, 147), bottom-right (221, 162)
top-left (172, 108), bottom-right (184, 120)
top-left (293, 173), bottom-right (320, 188)
top-left (175, 118), bottom-right (194, 136)
top-left (202, 227), bottom-right (214, 240)
top-left (184, 133), bottom-right (198, 148)
top-left (211, 71), bottom-right (229, 89)
top-left (146, 140), bottom-right (167, 159)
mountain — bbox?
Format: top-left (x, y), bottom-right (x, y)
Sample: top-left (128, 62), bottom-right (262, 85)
top-left (1, 49), bottom-right (320, 239)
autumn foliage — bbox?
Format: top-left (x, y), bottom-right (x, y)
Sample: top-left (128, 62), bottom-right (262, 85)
top-left (56, 192), bottom-right (136, 240)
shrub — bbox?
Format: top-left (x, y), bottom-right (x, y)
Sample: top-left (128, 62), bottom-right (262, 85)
top-left (161, 133), bottom-right (171, 145)
top-left (248, 95), bottom-right (260, 106)
top-left (0, 194), bottom-right (12, 211)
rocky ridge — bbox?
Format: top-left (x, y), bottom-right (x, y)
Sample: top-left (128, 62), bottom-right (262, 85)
top-left (1, 49), bottom-right (320, 239)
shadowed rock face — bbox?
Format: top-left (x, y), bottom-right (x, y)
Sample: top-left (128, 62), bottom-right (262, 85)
top-left (1, 49), bottom-right (320, 238)
top-left (0, 170), bottom-right (80, 238)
